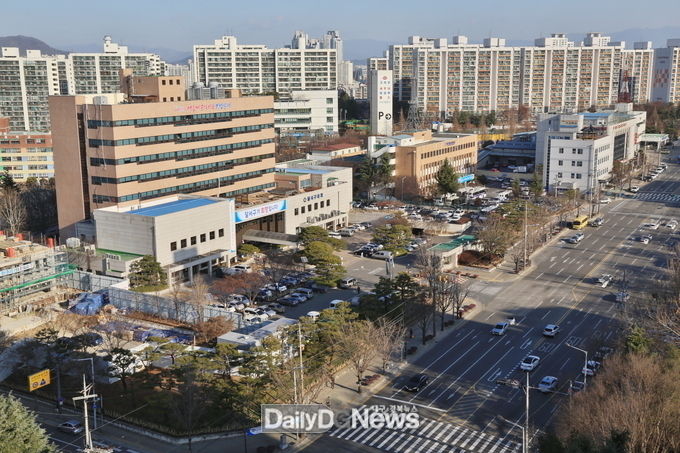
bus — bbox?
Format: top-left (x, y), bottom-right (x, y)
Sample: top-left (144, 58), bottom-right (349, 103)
top-left (571, 215), bottom-right (589, 230)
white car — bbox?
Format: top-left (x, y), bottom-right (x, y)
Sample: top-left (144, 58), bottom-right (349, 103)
top-left (597, 274), bottom-right (613, 288)
top-left (666, 220), bottom-right (678, 230)
top-left (629, 186), bottom-right (640, 193)
top-left (290, 292), bottom-right (309, 302)
top-left (599, 197), bottom-right (612, 204)
top-left (243, 307), bottom-right (268, 321)
top-left (582, 360), bottom-right (601, 376)
top-left (638, 234), bottom-right (652, 244)
top-left (305, 311), bottom-right (320, 321)
top-left (543, 324), bottom-right (560, 337)
top-left (520, 355), bottom-right (540, 371)
top-left (328, 232), bottom-right (342, 239)
top-left (538, 376), bottom-right (558, 393)
top-left (491, 322), bottom-right (509, 336)
top-left (644, 223), bottom-right (659, 230)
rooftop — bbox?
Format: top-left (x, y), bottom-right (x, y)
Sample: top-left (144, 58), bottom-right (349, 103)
top-left (127, 198), bottom-right (219, 217)
top-left (312, 143), bottom-right (360, 151)
top-left (430, 235), bottom-right (476, 252)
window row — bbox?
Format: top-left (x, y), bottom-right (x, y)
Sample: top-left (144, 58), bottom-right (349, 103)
top-left (170, 228), bottom-right (225, 252)
top-left (87, 108), bottom-right (274, 128)
top-left (294, 199), bottom-right (331, 215)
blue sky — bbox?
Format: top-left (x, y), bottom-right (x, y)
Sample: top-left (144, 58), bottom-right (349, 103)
top-left (2, 0), bottom-right (680, 57)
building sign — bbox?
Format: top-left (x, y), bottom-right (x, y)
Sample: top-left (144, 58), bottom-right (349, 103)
top-left (458, 174), bottom-right (475, 183)
top-left (370, 70), bottom-right (393, 136)
top-left (175, 102), bottom-right (231, 113)
top-left (0, 262), bottom-right (34, 277)
top-left (235, 200), bottom-right (287, 223)
top-left (302, 193), bottom-right (325, 202)
top-left (28, 369), bottom-right (50, 392)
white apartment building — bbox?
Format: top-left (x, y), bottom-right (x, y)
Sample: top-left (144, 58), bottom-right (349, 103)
top-left (652, 39), bottom-right (680, 103)
top-left (274, 90), bottom-right (338, 134)
top-left (192, 33), bottom-right (337, 94)
top-left (385, 33), bottom-right (657, 115)
top-left (0, 37), bottom-right (165, 132)
top-left (537, 103), bottom-right (646, 193)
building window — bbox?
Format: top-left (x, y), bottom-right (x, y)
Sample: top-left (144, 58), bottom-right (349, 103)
top-left (326, 117), bottom-right (333, 123)
top-left (210, 231), bottom-right (215, 240)
top-left (326, 98), bottom-right (333, 104)
top-left (162, 80), bottom-right (166, 86)
top-left (200, 233), bottom-right (206, 243)
top-left (577, 149), bottom-right (583, 154)
top-left (301, 206), bottom-right (306, 214)
top-left (169, 79), bottom-right (173, 85)
top-left (326, 108), bottom-right (333, 114)
top-left (218, 228), bottom-right (224, 237)
top-left (191, 236), bottom-right (197, 245)
top-left (557, 172), bottom-right (563, 178)
top-left (558, 160), bottom-right (563, 165)
top-left (170, 241), bottom-right (177, 251)
top-left (314, 202), bottom-right (318, 210)
top-left (576, 173), bottom-right (582, 179)
top-left (163, 97), bottom-right (167, 102)
top-left (576, 161), bottom-right (582, 167)
top-left (294, 208), bottom-right (299, 215)
top-left (558, 148), bottom-right (564, 154)
top-left (308, 204), bottom-right (312, 212)
top-left (181, 239), bottom-right (187, 248)
top-left (326, 200), bottom-right (330, 207)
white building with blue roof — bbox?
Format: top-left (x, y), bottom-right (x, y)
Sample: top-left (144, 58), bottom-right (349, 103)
top-left (93, 195), bottom-right (236, 283)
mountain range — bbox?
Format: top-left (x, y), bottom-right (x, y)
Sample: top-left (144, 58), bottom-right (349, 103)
top-left (4, 26), bottom-right (680, 64)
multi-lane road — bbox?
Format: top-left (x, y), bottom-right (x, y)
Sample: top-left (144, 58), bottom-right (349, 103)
top-left (305, 155), bottom-right (680, 453)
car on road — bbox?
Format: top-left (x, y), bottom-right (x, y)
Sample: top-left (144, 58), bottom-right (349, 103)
top-left (538, 376), bottom-right (559, 393)
top-left (491, 322), bottom-right (509, 336)
top-left (589, 217), bottom-right (604, 227)
top-left (570, 380), bottom-right (586, 394)
top-left (520, 355), bottom-right (540, 371)
top-left (567, 233), bottom-right (585, 244)
top-left (58, 420), bottom-right (84, 434)
top-left (598, 197), bottom-right (612, 204)
top-left (638, 234), bottom-right (652, 244)
top-left (404, 373), bottom-right (429, 392)
top-left (597, 274), bottom-right (613, 288)
top-left (629, 186), bottom-right (640, 193)
top-left (543, 324), bottom-right (560, 337)
top-left (582, 360), bottom-right (601, 376)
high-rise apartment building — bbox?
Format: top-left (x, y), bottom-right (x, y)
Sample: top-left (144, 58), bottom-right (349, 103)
top-left (192, 33), bottom-right (337, 94)
top-left (0, 117), bottom-right (54, 181)
top-left (383, 33), bottom-right (658, 115)
top-left (50, 74), bottom-right (276, 238)
top-left (652, 39), bottom-right (680, 103)
top-left (0, 37), bottom-right (165, 132)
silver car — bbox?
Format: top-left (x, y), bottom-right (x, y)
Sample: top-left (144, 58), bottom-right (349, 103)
top-left (538, 376), bottom-right (558, 393)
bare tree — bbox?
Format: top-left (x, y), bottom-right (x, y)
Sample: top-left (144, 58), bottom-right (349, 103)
top-left (188, 276), bottom-right (210, 323)
top-left (258, 249), bottom-right (296, 285)
top-left (336, 320), bottom-right (378, 393)
top-left (373, 318), bottom-right (407, 373)
top-left (193, 316), bottom-right (234, 344)
top-left (212, 272), bottom-right (268, 304)
top-left (476, 214), bottom-right (517, 261)
top-left (0, 188), bottom-right (26, 236)
top-left (100, 319), bottom-right (130, 352)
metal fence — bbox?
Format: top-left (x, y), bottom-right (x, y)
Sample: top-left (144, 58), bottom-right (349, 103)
top-left (107, 287), bottom-right (243, 326)
top-left (65, 271), bottom-right (123, 293)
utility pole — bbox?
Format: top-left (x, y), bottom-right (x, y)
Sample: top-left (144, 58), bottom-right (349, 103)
top-left (72, 374), bottom-right (98, 451)
top-left (524, 371), bottom-right (530, 453)
top-left (523, 199), bottom-right (528, 271)
top-left (297, 324), bottom-right (305, 403)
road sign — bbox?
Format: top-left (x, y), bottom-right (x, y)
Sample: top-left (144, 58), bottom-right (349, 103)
top-left (28, 369), bottom-right (50, 392)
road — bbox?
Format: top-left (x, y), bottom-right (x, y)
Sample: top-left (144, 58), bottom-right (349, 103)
top-left (304, 156), bottom-right (680, 452)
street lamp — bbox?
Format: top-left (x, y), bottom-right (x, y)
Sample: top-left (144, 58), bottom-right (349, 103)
top-left (496, 372), bottom-right (531, 453)
top-left (496, 415), bottom-right (526, 453)
top-left (400, 176), bottom-right (408, 201)
top-left (566, 343), bottom-right (588, 388)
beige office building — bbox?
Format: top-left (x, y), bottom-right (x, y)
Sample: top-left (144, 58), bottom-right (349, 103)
top-left (50, 74), bottom-right (276, 239)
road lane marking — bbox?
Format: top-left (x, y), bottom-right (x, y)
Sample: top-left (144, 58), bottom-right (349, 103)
top-left (559, 358), bottom-right (571, 371)
top-left (541, 310), bottom-right (552, 320)
top-left (522, 329), bottom-right (533, 338)
top-left (534, 272), bottom-right (544, 280)
top-left (374, 395), bottom-right (447, 412)
top-left (486, 312), bottom-right (496, 320)
top-left (563, 275), bottom-right (571, 283)
top-left (576, 264), bottom-right (584, 272)
top-left (556, 268), bottom-right (563, 276)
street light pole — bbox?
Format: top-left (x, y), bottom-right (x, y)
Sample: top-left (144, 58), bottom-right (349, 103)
top-left (74, 357), bottom-right (97, 429)
top-left (400, 176), bottom-right (407, 201)
top-left (497, 415), bottom-right (526, 453)
top-left (524, 371), bottom-right (529, 453)
top-left (566, 343), bottom-right (588, 388)
top-left (523, 199), bottom-right (528, 271)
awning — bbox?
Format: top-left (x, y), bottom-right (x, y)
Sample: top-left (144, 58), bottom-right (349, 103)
top-left (242, 229), bottom-right (299, 246)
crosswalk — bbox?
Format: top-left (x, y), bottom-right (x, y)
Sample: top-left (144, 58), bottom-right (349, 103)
top-left (634, 192), bottom-right (680, 203)
top-left (327, 416), bottom-right (521, 453)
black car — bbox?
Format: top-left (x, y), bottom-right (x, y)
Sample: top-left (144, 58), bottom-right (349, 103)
top-left (404, 373), bottom-right (429, 392)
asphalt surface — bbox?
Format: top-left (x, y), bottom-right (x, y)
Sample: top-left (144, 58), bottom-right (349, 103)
top-left (304, 153), bottom-right (680, 453)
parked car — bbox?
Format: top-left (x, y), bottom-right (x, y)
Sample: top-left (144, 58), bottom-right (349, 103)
top-left (599, 197), bottom-right (612, 204)
top-left (372, 250), bottom-right (394, 260)
top-left (58, 420), bottom-right (84, 434)
top-left (644, 222), bottom-right (659, 230)
top-left (243, 308), bottom-right (266, 322)
top-left (339, 277), bottom-right (358, 289)
top-left (305, 311), bottom-right (320, 321)
top-left (404, 373), bottom-right (429, 392)
top-left (266, 303), bottom-right (286, 314)
top-left (543, 324), bottom-right (560, 337)
top-left (520, 355), bottom-right (540, 371)
top-left (582, 360), bottom-right (601, 376)
top-left (328, 232), bottom-right (342, 239)
top-left (278, 296), bottom-right (299, 306)
top-left (491, 322), bottom-right (509, 336)
top-left (538, 376), bottom-right (559, 393)
top-left (329, 299), bottom-right (346, 309)
top-left (666, 219), bottom-right (678, 230)
top-left (638, 234), bottom-right (652, 244)
top-left (570, 380), bottom-right (586, 394)
top-left (629, 186), bottom-right (640, 193)
top-left (339, 228), bottom-right (354, 237)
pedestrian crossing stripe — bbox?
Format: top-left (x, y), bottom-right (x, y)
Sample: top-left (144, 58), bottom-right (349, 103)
top-left (327, 416), bottom-right (521, 452)
top-left (634, 192), bottom-right (680, 202)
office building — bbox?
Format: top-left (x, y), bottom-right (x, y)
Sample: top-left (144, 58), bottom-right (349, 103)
top-left (93, 195), bottom-right (235, 283)
top-left (369, 70), bottom-right (393, 136)
top-left (192, 33), bottom-right (337, 94)
top-left (274, 90), bottom-right (338, 134)
top-left (368, 130), bottom-right (477, 198)
top-left (652, 39), bottom-right (680, 103)
top-left (368, 55), bottom-right (389, 71)
top-left (0, 37), bottom-right (165, 132)
top-left (50, 74), bottom-right (276, 239)
top-left (0, 117), bottom-right (54, 180)
top-left (537, 103), bottom-right (646, 193)
top-left (382, 33), bottom-right (658, 115)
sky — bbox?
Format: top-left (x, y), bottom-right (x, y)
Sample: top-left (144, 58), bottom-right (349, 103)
top-left (2, 0), bottom-right (680, 57)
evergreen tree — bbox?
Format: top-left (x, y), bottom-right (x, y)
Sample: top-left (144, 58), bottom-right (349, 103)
top-left (0, 394), bottom-right (55, 453)
top-left (435, 159), bottom-right (459, 195)
top-left (129, 255), bottom-right (167, 291)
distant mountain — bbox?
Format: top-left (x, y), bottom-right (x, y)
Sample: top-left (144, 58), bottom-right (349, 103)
top-left (0, 35), bottom-right (66, 55)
